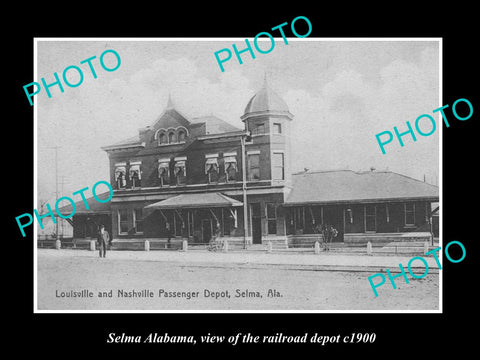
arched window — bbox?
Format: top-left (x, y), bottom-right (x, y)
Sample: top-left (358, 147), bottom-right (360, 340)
top-left (168, 131), bottom-right (176, 143)
top-left (178, 129), bottom-right (186, 142)
top-left (158, 132), bottom-right (167, 145)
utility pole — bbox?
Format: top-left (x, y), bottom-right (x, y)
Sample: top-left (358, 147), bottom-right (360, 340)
top-left (241, 131), bottom-right (252, 249)
top-left (59, 176), bottom-right (69, 239)
top-left (48, 146), bottom-right (61, 239)
top-left (241, 135), bottom-right (248, 249)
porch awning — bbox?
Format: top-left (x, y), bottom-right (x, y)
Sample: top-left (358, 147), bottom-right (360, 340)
top-left (145, 192), bottom-right (243, 209)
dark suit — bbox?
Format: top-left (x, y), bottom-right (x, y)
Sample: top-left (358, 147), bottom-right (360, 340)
top-left (97, 230), bottom-right (110, 258)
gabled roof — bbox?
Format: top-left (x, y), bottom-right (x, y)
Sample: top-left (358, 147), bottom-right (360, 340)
top-left (149, 107), bottom-right (192, 129)
top-left (285, 170), bottom-right (439, 205)
top-left (102, 98), bottom-right (241, 151)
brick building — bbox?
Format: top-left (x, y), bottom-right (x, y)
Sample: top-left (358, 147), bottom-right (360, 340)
top-left (100, 78), bottom-right (293, 248)
top-left (64, 79), bottom-right (439, 248)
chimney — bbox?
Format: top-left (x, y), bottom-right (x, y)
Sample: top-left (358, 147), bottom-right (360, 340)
top-left (138, 126), bottom-right (151, 137)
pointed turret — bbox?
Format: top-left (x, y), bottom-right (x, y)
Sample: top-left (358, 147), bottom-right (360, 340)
top-left (166, 93), bottom-right (175, 110)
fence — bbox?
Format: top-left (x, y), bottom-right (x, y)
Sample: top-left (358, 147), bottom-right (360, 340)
top-left (37, 238), bottom-right (433, 255)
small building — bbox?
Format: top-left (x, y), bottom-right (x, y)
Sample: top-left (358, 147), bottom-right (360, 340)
top-left (53, 191), bottom-right (112, 241)
top-left (284, 169), bottom-right (439, 245)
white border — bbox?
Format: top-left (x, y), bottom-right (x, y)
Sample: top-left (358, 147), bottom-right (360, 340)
top-left (33, 37), bottom-right (443, 314)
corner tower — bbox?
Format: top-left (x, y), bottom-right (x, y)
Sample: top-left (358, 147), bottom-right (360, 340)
top-left (241, 77), bottom-right (294, 186)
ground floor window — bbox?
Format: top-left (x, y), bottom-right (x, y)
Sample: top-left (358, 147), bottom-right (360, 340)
top-left (365, 204), bottom-right (376, 232)
top-left (294, 207), bottom-right (305, 232)
top-left (133, 208), bottom-right (143, 233)
top-left (266, 203), bottom-right (277, 235)
top-left (405, 203), bottom-right (415, 226)
top-left (188, 210), bottom-right (194, 237)
top-left (118, 209), bottom-right (128, 234)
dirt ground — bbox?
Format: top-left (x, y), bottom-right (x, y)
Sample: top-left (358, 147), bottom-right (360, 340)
top-left (37, 250), bottom-right (439, 311)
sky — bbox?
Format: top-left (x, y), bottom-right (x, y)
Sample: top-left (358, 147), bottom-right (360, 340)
top-left (36, 38), bottom-right (440, 206)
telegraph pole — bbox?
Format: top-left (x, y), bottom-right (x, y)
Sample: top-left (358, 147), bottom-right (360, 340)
top-left (59, 176), bottom-right (69, 239)
top-left (241, 135), bottom-right (248, 249)
top-left (48, 146), bottom-right (61, 239)
top-left (240, 131), bottom-right (252, 249)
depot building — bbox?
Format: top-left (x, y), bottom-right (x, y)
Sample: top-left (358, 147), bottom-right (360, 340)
top-left (64, 79), bottom-right (439, 248)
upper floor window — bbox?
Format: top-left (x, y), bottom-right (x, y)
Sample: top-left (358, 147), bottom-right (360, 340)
top-left (158, 159), bottom-right (170, 187)
top-left (174, 157), bottom-right (187, 185)
top-left (273, 123), bottom-right (282, 134)
top-left (251, 123), bottom-right (265, 136)
top-left (168, 131), bottom-right (176, 144)
top-left (158, 132), bottom-right (167, 145)
top-left (224, 152), bottom-right (237, 182)
top-left (272, 152), bottom-right (284, 180)
top-left (129, 161), bottom-right (142, 188)
top-left (247, 152), bottom-right (260, 181)
top-left (155, 127), bottom-right (189, 146)
top-left (205, 155), bottom-right (219, 183)
top-left (114, 163), bottom-right (127, 189)
top-left (178, 129), bottom-right (186, 142)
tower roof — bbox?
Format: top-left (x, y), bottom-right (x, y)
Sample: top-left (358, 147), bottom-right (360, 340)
top-left (242, 77), bottom-right (292, 120)
top-left (166, 93), bottom-right (175, 109)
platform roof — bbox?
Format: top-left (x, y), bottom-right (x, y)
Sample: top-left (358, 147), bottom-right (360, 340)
top-left (145, 192), bottom-right (242, 209)
top-left (285, 170), bottom-right (439, 206)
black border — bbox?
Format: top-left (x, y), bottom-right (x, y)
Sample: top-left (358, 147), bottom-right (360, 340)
top-left (9, 5), bottom-right (478, 355)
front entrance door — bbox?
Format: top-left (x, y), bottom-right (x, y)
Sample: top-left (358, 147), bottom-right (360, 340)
top-left (251, 203), bottom-right (262, 244)
top-left (202, 219), bottom-right (212, 243)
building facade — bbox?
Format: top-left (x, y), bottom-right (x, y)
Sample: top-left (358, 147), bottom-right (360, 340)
top-left (284, 169), bottom-right (439, 245)
top-left (62, 79), bottom-right (439, 248)
top-left (100, 79), bottom-right (293, 247)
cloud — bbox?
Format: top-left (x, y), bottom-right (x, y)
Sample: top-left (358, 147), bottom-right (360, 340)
top-left (37, 56), bottom-right (254, 200)
top-left (36, 42), bottom-right (440, 203)
top-left (284, 47), bottom-right (439, 179)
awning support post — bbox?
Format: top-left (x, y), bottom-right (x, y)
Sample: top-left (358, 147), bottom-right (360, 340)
top-left (209, 208), bottom-right (219, 224)
top-left (174, 209), bottom-right (185, 228)
top-left (228, 208), bottom-right (238, 228)
top-left (159, 209), bottom-right (168, 222)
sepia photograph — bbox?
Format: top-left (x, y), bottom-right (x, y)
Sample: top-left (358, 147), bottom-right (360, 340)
top-left (34, 38), bottom-right (441, 312)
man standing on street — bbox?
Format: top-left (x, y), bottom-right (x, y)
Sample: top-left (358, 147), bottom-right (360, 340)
top-left (97, 224), bottom-right (110, 258)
